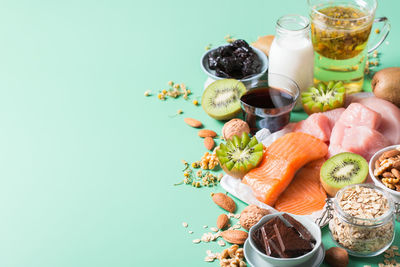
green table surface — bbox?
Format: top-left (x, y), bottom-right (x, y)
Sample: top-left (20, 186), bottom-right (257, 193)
top-left (0, 0), bottom-right (399, 266)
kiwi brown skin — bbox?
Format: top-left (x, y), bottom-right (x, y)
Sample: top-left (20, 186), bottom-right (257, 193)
top-left (219, 162), bottom-right (246, 179)
top-left (372, 67), bottom-right (400, 107)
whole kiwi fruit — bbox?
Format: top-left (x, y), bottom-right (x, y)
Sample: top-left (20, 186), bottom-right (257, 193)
top-left (372, 67), bottom-right (400, 107)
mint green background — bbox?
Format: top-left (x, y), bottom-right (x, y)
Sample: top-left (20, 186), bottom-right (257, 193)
top-left (0, 0), bottom-right (398, 266)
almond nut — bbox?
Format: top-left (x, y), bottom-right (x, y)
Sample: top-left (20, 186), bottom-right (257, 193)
top-left (221, 230), bottom-right (248, 245)
top-left (217, 214), bottom-right (229, 229)
top-left (198, 129), bottom-right (217, 138)
top-left (184, 118), bottom-right (203, 128)
top-left (212, 193), bottom-right (236, 213)
top-left (204, 137), bottom-right (215, 150)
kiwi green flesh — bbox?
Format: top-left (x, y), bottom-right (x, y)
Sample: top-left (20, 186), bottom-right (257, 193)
top-left (321, 152), bottom-right (368, 188)
top-left (201, 79), bottom-right (246, 120)
top-left (302, 81), bottom-right (345, 113)
top-left (217, 133), bottom-right (263, 172)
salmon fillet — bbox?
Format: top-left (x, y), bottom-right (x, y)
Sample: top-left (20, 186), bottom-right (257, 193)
top-left (242, 132), bottom-right (328, 206)
top-left (274, 159), bottom-right (327, 215)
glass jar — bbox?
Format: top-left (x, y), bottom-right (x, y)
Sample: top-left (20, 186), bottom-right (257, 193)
top-left (268, 14), bottom-right (314, 111)
top-left (329, 184), bottom-right (395, 257)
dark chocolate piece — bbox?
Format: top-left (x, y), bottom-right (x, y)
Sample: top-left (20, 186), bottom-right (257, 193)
top-left (280, 227), bottom-right (313, 257)
top-left (260, 225), bottom-right (272, 256)
top-left (273, 223), bottom-right (286, 253)
top-left (282, 213), bottom-right (316, 243)
top-left (268, 237), bottom-right (288, 258)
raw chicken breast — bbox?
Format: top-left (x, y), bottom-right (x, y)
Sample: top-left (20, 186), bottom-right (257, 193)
top-left (353, 97), bottom-right (400, 145)
top-left (323, 108), bottom-right (345, 129)
top-left (328, 102), bottom-right (388, 160)
top-left (340, 126), bottom-right (390, 160)
top-left (293, 113), bottom-right (331, 142)
top-left (329, 124), bottom-right (390, 160)
top-left (339, 103), bottom-right (381, 129)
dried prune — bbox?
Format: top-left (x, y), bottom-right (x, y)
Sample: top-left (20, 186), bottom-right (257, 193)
top-left (207, 39), bottom-right (261, 79)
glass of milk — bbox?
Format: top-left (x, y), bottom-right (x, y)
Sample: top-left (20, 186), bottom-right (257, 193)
top-left (268, 15), bottom-right (314, 111)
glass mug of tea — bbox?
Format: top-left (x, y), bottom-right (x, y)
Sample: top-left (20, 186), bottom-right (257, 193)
top-left (309, 0), bottom-right (390, 94)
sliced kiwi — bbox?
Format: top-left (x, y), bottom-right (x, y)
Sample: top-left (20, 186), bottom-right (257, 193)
top-left (301, 81), bottom-right (345, 115)
top-left (216, 132), bottom-right (263, 179)
top-left (202, 79), bottom-right (246, 120)
top-left (320, 152), bottom-right (368, 197)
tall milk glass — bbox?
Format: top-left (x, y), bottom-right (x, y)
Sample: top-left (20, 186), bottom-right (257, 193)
top-left (268, 15), bottom-right (314, 111)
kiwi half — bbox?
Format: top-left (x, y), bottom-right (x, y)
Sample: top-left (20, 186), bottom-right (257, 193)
top-left (320, 152), bottom-right (368, 197)
top-left (216, 132), bottom-right (263, 179)
top-left (202, 79), bottom-right (246, 120)
top-left (301, 81), bottom-right (345, 115)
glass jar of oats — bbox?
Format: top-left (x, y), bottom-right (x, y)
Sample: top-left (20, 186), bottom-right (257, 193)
top-left (329, 184), bottom-right (395, 257)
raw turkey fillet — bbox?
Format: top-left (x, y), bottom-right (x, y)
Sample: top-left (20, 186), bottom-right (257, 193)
top-left (329, 123), bottom-right (390, 160)
top-left (337, 103), bottom-right (381, 129)
top-left (293, 113), bottom-right (331, 142)
top-left (322, 108), bottom-right (345, 129)
top-left (351, 97), bottom-right (400, 145)
top-left (327, 102), bottom-right (389, 160)
top-left (242, 132), bottom-right (328, 206)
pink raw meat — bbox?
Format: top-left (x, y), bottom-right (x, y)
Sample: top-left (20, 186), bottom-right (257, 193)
top-left (339, 103), bottom-right (381, 129)
top-left (323, 108), bottom-right (345, 129)
top-left (329, 124), bottom-right (390, 160)
top-left (293, 113), bottom-right (331, 142)
top-left (352, 97), bottom-right (400, 145)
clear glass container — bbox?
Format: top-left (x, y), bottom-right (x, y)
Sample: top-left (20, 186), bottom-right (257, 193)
top-left (268, 14), bottom-right (314, 111)
top-left (329, 184), bottom-right (395, 257)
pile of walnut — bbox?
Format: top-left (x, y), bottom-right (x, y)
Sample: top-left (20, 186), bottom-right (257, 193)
top-left (219, 245), bottom-right (246, 267)
top-left (374, 147), bottom-right (400, 190)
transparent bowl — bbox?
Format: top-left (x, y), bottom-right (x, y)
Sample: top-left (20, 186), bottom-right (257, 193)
top-left (200, 44), bottom-right (269, 85)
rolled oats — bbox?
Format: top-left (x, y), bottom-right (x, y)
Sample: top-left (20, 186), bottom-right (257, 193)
top-left (329, 185), bottom-right (394, 255)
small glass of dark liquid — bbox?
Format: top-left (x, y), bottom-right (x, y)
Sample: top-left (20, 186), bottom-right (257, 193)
top-left (240, 73), bottom-right (299, 134)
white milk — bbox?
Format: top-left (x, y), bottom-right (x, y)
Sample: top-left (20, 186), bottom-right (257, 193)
top-left (268, 15), bottom-right (314, 110)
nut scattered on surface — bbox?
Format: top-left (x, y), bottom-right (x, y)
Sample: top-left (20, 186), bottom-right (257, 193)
top-left (198, 129), bottom-right (217, 138)
top-left (212, 193), bottom-right (236, 213)
top-left (217, 214), bottom-right (230, 230)
top-left (204, 137), bottom-right (215, 150)
top-left (324, 247), bottom-right (349, 267)
top-left (182, 222), bottom-right (188, 228)
top-left (221, 230), bottom-right (248, 245)
top-left (184, 118), bottom-right (203, 128)
top-left (201, 152), bottom-right (219, 170)
top-left (193, 239), bottom-right (201, 244)
top-left (240, 204), bottom-right (270, 230)
top-left (222, 119), bottom-right (250, 141)
top-left (219, 245), bottom-right (246, 267)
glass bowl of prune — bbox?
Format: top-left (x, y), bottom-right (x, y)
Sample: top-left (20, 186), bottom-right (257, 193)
top-left (201, 39), bottom-right (268, 84)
